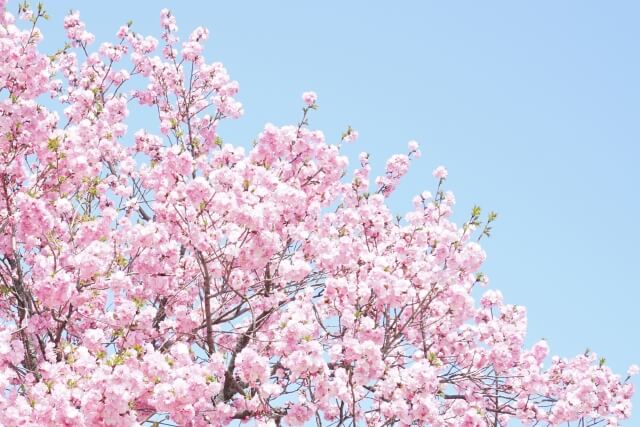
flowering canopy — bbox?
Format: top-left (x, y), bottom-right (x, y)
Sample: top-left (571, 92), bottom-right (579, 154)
top-left (0, 2), bottom-right (636, 426)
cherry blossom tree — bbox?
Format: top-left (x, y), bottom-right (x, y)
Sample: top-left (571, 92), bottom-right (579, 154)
top-left (0, 2), bottom-right (636, 426)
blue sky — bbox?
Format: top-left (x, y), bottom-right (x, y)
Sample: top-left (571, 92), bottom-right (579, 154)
top-left (30, 0), bottom-right (640, 423)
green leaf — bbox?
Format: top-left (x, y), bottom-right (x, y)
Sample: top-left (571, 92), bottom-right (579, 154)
top-left (132, 297), bottom-right (145, 309)
top-left (47, 137), bottom-right (60, 152)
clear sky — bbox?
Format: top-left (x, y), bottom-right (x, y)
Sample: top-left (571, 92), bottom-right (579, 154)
top-left (31, 0), bottom-right (640, 424)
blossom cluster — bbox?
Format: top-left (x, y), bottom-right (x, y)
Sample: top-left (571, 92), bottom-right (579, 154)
top-left (0, 3), bottom-right (635, 426)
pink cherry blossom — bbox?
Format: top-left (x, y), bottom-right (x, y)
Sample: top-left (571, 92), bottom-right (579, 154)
top-left (408, 139), bottom-right (420, 159)
top-left (302, 90), bottom-right (317, 106)
top-left (433, 165), bottom-right (449, 179)
top-left (343, 129), bottom-right (359, 143)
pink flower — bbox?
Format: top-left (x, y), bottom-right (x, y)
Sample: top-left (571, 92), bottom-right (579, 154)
top-left (480, 289), bottom-right (503, 308)
top-left (408, 140), bottom-right (421, 158)
top-left (302, 91), bottom-right (317, 107)
top-left (432, 165), bottom-right (448, 179)
top-left (343, 129), bottom-right (359, 143)
top-left (385, 154), bottom-right (410, 178)
top-left (236, 348), bottom-right (269, 385)
top-left (284, 403), bottom-right (313, 426)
